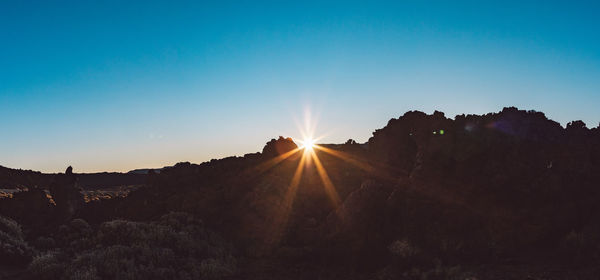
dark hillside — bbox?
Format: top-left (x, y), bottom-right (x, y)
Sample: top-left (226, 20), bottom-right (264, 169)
top-left (1, 107), bottom-right (600, 279)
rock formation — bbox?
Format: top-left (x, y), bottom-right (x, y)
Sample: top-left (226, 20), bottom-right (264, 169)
top-left (261, 136), bottom-right (298, 158)
top-left (48, 166), bottom-right (84, 220)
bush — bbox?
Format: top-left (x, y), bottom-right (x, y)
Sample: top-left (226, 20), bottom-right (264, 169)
top-left (559, 229), bottom-right (600, 263)
top-left (29, 251), bottom-right (65, 280)
top-left (70, 218), bottom-right (93, 234)
top-left (0, 215), bottom-right (22, 238)
top-left (34, 236), bottom-right (56, 251)
top-left (389, 239), bottom-right (421, 259)
top-left (377, 261), bottom-right (475, 280)
top-left (55, 218), bottom-right (95, 252)
top-left (29, 212), bottom-right (236, 280)
top-left (0, 215), bottom-right (36, 266)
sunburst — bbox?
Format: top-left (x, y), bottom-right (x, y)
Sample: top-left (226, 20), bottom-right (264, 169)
top-left (263, 107), bottom-right (396, 247)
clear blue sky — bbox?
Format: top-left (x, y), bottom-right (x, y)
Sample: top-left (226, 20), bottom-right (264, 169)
top-left (1, 1), bottom-right (599, 172)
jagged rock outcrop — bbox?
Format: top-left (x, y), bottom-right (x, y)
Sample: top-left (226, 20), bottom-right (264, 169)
top-left (368, 107), bottom-right (600, 188)
top-left (261, 136), bottom-right (298, 158)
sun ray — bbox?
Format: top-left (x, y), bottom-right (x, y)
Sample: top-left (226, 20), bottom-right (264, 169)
top-left (267, 149), bottom-right (308, 245)
top-left (313, 145), bottom-right (374, 171)
top-left (309, 149), bottom-right (341, 208)
top-left (313, 145), bottom-right (408, 180)
top-left (253, 147), bottom-right (301, 175)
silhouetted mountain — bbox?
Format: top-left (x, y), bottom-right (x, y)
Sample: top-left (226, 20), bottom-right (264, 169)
top-left (1, 107), bottom-right (600, 279)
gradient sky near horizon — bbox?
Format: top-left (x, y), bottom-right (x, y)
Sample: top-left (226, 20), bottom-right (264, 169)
top-left (1, 1), bottom-right (599, 173)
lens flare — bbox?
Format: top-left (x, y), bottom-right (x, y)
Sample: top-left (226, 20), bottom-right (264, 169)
top-left (302, 138), bottom-right (315, 150)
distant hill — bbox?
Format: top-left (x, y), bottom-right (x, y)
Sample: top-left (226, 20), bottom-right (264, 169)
top-left (0, 166), bottom-right (52, 189)
top-left (127, 168), bottom-right (164, 175)
top-left (0, 165), bottom-right (148, 190)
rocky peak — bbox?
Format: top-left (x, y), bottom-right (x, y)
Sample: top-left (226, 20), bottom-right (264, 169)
top-left (261, 136), bottom-right (298, 158)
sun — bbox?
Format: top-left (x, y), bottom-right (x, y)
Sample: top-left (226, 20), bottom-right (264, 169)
top-left (260, 107), bottom-right (346, 244)
top-left (302, 138), bottom-right (315, 150)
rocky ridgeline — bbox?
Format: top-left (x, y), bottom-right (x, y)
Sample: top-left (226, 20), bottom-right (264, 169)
top-left (369, 107), bottom-right (599, 181)
top-left (1, 107), bottom-right (600, 279)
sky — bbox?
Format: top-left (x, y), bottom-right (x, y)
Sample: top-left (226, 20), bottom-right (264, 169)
top-left (1, 1), bottom-right (599, 173)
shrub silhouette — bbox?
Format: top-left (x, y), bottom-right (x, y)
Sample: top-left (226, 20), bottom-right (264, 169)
top-left (0, 215), bottom-right (36, 266)
top-left (29, 212), bottom-right (236, 280)
top-left (29, 250), bottom-right (66, 280)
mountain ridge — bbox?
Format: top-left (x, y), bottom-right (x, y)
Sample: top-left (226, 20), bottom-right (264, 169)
top-left (1, 107), bottom-right (600, 279)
